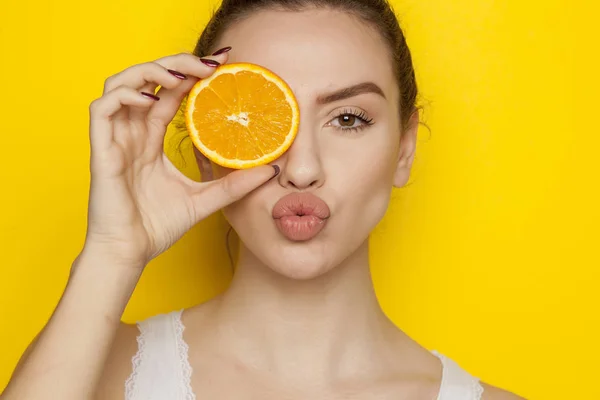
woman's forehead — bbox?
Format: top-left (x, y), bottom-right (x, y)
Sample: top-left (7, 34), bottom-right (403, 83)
top-left (218, 8), bottom-right (398, 103)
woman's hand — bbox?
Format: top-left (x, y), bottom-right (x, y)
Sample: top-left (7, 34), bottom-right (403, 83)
top-left (2, 51), bottom-right (279, 400)
top-left (84, 51), bottom-right (277, 268)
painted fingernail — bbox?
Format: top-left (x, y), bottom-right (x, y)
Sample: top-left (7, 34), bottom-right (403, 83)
top-left (211, 46), bottom-right (232, 56)
top-left (167, 69), bottom-right (187, 80)
top-left (271, 165), bottom-right (280, 179)
top-left (141, 92), bottom-right (160, 101)
top-left (200, 58), bottom-right (220, 67)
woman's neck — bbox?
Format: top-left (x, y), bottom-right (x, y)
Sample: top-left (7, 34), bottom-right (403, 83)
top-left (208, 239), bottom-right (405, 383)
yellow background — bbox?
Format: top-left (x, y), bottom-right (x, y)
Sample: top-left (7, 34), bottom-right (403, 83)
top-left (0, 0), bottom-right (597, 398)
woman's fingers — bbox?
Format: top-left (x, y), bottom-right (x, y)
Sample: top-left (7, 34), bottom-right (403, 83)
top-left (103, 61), bottom-right (186, 95)
top-left (89, 86), bottom-right (158, 152)
top-left (190, 165), bottom-right (279, 222)
top-left (100, 52), bottom-right (230, 129)
top-left (103, 52), bottom-right (226, 97)
top-left (102, 61), bottom-right (187, 128)
top-left (89, 51), bottom-right (232, 168)
top-left (146, 53), bottom-right (229, 127)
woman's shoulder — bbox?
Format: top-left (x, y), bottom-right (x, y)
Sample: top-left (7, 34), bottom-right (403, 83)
top-left (480, 382), bottom-right (526, 400)
top-left (430, 349), bottom-right (525, 400)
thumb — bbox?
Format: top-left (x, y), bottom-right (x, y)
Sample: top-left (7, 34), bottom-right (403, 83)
top-left (191, 164), bottom-right (280, 220)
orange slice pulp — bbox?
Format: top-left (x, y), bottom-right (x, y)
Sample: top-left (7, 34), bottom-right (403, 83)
top-left (185, 62), bottom-right (300, 169)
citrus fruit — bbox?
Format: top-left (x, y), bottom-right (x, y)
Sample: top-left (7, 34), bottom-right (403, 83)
top-left (185, 62), bottom-right (300, 169)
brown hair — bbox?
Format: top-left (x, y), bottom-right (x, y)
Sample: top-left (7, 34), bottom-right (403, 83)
top-left (193, 0), bottom-right (420, 131)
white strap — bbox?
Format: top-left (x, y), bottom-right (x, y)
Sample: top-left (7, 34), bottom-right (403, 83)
top-left (124, 310), bottom-right (195, 400)
top-left (173, 310), bottom-right (195, 400)
top-left (432, 350), bottom-right (484, 400)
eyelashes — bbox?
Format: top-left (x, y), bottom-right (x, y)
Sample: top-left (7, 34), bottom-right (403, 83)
top-left (328, 108), bottom-right (375, 133)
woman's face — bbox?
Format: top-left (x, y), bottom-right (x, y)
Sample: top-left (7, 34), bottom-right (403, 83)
top-left (196, 8), bottom-right (418, 279)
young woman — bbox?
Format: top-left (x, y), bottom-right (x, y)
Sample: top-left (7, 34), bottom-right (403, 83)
top-left (2, 0), bottom-right (524, 399)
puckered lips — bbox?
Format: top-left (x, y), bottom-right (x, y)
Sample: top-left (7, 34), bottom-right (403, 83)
top-left (272, 192), bottom-right (331, 241)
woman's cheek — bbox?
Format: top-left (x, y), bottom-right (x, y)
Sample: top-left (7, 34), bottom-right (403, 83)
top-left (346, 141), bottom-right (398, 226)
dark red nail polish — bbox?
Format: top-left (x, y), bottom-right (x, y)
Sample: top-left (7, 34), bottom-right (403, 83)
top-left (141, 92), bottom-right (160, 101)
top-left (211, 46), bottom-right (232, 56)
top-left (167, 69), bottom-right (187, 80)
top-left (271, 165), bottom-right (280, 179)
top-left (200, 58), bottom-right (220, 67)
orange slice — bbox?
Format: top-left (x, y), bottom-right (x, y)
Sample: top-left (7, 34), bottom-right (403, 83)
top-left (185, 62), bottom-right (300, 169)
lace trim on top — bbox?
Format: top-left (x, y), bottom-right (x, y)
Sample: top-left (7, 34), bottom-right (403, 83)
top-left (472, 379), bottom-right (485, 399)
top-left (124, 310), bottom-right (195, 400)
top-left (124, 318), bottom-right (148, 399)
top-left (173, 309), bottom-right (196, 400)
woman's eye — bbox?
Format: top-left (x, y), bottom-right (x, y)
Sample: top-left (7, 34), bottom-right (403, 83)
top-left (338, 115), bottom-right (358, 127)
top-left (329, 112), bottom-right (373, 131)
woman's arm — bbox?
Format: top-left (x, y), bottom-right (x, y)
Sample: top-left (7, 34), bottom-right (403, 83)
top-left (1, 251), bottom-right (142, 399)
top-left (1, 51), bottom-right (275, 399)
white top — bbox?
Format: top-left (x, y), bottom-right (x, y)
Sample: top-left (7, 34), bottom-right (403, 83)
top-left (125, 310), bottom-right (484, 400)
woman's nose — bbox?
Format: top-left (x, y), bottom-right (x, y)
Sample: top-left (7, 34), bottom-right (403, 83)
top-left (275, 128), bottom-right (325, 190)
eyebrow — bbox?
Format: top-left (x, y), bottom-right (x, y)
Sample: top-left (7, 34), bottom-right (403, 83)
top-left (316, 82), bottom-right (386, 105)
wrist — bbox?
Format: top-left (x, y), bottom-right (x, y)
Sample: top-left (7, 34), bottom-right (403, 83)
top-left (68, 249), bottom-right (144, 323)
top-left (70, 247), bottom-right (145, 293)
top-left (77, 241), bottom-right (149, 272)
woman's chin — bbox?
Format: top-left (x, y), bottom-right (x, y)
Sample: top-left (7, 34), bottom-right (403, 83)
top-left (262, 243), bottom-right (337, 280)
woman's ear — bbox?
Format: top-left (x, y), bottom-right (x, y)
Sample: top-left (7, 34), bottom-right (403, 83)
top-left (393, 110), bottom-right (419, 188)
top-left (193, 147), bottom-right (215, 182)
